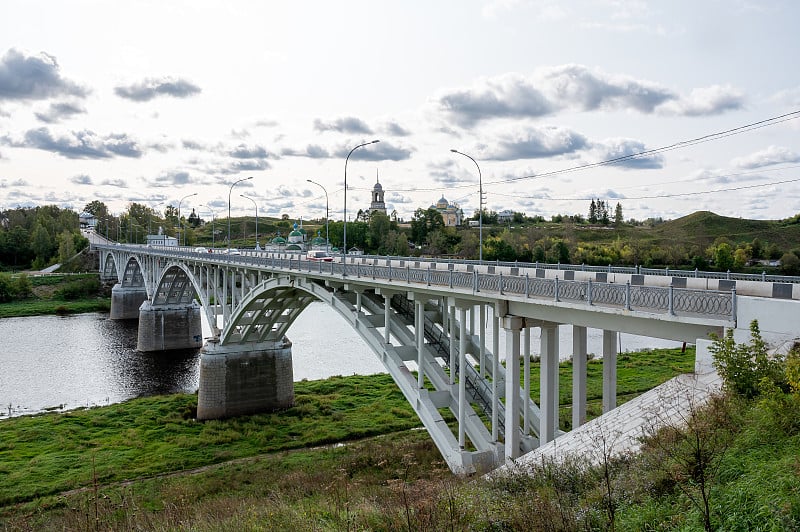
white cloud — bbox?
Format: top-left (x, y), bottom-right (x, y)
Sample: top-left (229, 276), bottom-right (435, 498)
top-left (732, 145), bottom-right (800, 169)
top-left (658, 85), bottom-right (745, 116)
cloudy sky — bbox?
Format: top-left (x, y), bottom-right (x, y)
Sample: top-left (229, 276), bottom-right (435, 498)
top-left (1, 0), bottom-right (799, 224)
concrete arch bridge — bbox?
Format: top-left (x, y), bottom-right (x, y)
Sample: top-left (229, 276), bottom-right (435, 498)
top-left (95, 244), bottom-right (800, 474)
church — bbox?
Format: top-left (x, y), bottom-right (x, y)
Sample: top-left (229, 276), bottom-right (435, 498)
top-left (368, 174), bottom-right (387, 216)
top-left (432, 196), bottom-right (463, 227)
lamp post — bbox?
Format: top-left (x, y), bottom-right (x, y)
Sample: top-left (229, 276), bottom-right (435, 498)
top-left (205, 204), bottom-right (216, 249)
top-left (228, 176), bottom-right (253, 251)
top-left (177, 193), bottom-right (197, 246)
top-left (306, 179), bottom-right (329, 252)
top-left (450, 149), bottom-right (483, 262)
top-left (240, 194), bottom-right (259, 250)
top-left (343, 140), bottom-right (379, 261)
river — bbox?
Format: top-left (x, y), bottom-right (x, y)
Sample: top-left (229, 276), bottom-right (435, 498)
top-left (0, 302), bottom-right (680, 418)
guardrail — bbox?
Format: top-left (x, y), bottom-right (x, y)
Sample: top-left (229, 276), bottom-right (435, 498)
top-left (96, 244), bottom-right (737, 322)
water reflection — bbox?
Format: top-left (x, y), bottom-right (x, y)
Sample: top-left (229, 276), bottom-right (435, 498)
top-left (101, 318), bottom-right (200, 397)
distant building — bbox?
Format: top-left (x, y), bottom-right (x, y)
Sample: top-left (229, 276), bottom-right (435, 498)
top-left (285, 222), bottom-right (307, 251)
top-left (79, 212), bottom-right (97, 229)
top-left (369, 175), bottom-right (387, 216)
top-left (146, 234), bottom-right (178, 246)
top-left (497, 210), bottom-right (515, 224)
top-left (432, 196), bottom-right (463, 227)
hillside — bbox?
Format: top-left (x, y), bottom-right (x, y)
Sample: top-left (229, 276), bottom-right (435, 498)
top-left (652, 211), bottom-right (800, 249)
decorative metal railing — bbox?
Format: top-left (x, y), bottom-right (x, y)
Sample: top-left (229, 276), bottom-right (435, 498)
top-left (95, 244), bottom-right (737, 322)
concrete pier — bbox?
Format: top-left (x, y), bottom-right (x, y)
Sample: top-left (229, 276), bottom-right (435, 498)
top-left (136, 300), bottom-right (203, 352)
top-left (109, 284), bottom-right (148, 320)
top-left (196, 337), bottom-right (295, 420)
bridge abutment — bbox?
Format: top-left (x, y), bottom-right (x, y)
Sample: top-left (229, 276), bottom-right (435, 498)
top-left (136, 300), bottom-right (203, 352)
top-left (110, 284), bottom-right (148, 320)
top-left (196, 338), bottom-right (294, 420)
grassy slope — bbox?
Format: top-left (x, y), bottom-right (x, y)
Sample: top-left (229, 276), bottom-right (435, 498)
top-left (1, 350), bottom-right (797, 530)
top-left (0, 349), bottom-right (693, 508)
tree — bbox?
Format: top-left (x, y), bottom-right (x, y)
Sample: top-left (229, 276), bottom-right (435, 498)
top-left (367, 211), bottom-right (391, 253)
top-left (712, 243), bottom-right (734, 271)
top-left (780, 252), bottom-right (800, 275)
top-left (598, 200), bottom-right (609, 225)
top-left (31, 224), bottom-right (54, 268)
top-left (588, 199), bottom-right (597, 224)
top-left (614, 203), bottom-right (623, 227)
top-left (710, 320), bottom-right (786, 399)
top-left (57, 230), bottom-right (76, 264)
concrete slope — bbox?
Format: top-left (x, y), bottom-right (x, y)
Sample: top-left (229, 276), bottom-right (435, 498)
top-left (498, 371), bottom-right (722, 472)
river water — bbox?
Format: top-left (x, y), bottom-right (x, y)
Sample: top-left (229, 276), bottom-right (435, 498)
top-left (0, 302), bottom-right (680, 419)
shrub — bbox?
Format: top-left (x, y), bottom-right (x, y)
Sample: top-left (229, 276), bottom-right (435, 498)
top-left (0, 272), bottom-right (15, 302)
top-left (54, 277), bottom-right (101, 300)
top-left (14, 274), bottom-right (32, 299)
top-left (710, 320), bottom-right (786, 398)
top-left (785, 343), bottom-right (800, 395)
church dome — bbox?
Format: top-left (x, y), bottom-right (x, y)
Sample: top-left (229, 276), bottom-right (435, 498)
top-left (436, 196), bottom-right (448, 209)
top-left (373, 181), bottom-right (383, 191)
top-left (311, 231), bottom-right (326, 246)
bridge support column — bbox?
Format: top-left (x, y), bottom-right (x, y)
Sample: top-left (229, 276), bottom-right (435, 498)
top-left (503, 315), bottom-right (524, 460)
top-left (136, 300), bottom-right (203, 352)
top-left (572, 325), bottom-right (588, 429)
top-left (415, 299), bottom-right (425, 388)
top-left (480, 304), bottom-right (487, 378)
top-left (458, 303), bottom-right (468, 448)
top-left (449, 305), bottom-right (457, 385)
top-left (522, 326), bottom-right (531, 435)
top-left (110, 284), bottom-right (148, 320)
top-left (492, 307), bottom-right (501, 442)
top-left (540, 323), bottom-right (559, 445)
top-left (602, 330), bottom-right (618, 413)
top-left (197, 337), bottom-right (294, 420)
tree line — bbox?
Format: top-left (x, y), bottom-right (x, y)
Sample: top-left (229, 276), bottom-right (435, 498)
top-left (0, 205), bottom-right (87, 271)
top-left (4, 200), bottom-right (800, 276)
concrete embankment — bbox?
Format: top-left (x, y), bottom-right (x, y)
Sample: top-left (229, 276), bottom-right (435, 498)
top-left (500, 370), bottom-right (722, 472)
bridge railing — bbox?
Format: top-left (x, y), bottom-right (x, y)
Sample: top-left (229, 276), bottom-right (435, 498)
top-left (97, 244), bottom-right (736, 322)
top-left (333, 251), bottom-right (800, 285)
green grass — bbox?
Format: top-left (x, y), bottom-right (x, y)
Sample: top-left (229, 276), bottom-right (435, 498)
top-left (0, 273), bottom-right (110, 317)
top-left (1, 348), bottom-right (796, 530)
top-left (0, 298), bottom-right (110, 318)
top-left (0, 374), bottom-right (420, 507)
top-left (0, 349), bottom-right (694, 509)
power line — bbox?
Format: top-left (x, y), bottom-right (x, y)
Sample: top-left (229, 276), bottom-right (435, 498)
top-left (348, 109), bottom-right (800, 194)
top-left (491, 176), bottom-right (800, 201)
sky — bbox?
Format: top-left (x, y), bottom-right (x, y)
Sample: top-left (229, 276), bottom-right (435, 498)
top-left (1, 0), bottom-right (799, 225)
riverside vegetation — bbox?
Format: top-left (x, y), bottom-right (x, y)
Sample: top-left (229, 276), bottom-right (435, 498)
top-left (2, 337), bottom-right (798, 530)
top-left (0, 273), bottom-right (110, 318)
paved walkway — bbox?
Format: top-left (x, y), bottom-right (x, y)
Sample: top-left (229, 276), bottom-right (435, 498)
top-left (499, 370), bottom-right (722, 472)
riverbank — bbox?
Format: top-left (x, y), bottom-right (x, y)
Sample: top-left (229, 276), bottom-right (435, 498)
top-left (2, 347), bottom-right (797, 529)
top-left (0, 273), bottom-right (110, 318)
top-left (0, 354), bottom-right (800, 532)
top-left (0, 348), bottom-right (693, 505)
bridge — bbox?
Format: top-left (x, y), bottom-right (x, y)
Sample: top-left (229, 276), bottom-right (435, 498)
top-left (94, 243), bottom-right (800, 474)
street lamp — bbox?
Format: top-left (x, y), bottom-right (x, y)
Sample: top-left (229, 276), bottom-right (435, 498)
top-left (343, 140), bottom-right (379, 261)
top-left (306, 179), bottom-right (329, 252)
top-left (451, 149), bottom-right (483, 262)
top-left (205, 204), bottom-right (216, 249)
top-left (178, 193), bottom-right (197, 246)
top-left (228, 176), bottom-right (253, 251)
top-left (240, 194), bottom-right (260, 250)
